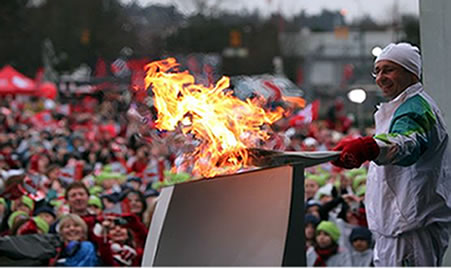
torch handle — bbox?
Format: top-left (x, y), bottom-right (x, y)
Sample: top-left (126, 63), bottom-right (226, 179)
top-left (247, 148), bottom-right (340, 168)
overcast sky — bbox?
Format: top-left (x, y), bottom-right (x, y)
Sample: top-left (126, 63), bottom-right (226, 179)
top-left (124, 0), bottom-right (419, 23)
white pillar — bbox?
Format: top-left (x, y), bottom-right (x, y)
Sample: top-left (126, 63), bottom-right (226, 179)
top-left (419, 1), bottom-right (451, 265)
top-left (420, 0), bottom-right (451, 128)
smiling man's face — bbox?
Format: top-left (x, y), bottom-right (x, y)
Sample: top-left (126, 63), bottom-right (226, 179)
top-left (374, 60), bottom-right (417, 100)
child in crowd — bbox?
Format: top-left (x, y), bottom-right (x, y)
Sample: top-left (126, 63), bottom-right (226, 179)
top-left (7, 210), bottom-right (28, 234)
top-left (334, 193), bottom-right (367, 251)
top-left (305, 199), bottom-right (322, 220)
top-left (305, 214), bottom-right (320, 249)
top-left (10, 215), bottom-right (49, 235)
top-left (11, 195), bottom-right (34, 216)
top-left (349, 226), bottom-right (373, 266)
top-left (87, 195), bottom-right (103, 215)
top-left (306, 220), bottom-right (351, 266)
top-left (304, 174), bottom-right (324, 201)
top-left (33, 205), bottom-right (56, 226)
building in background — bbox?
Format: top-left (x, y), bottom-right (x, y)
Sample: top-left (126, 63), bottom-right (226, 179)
top-left (279, 26), bottom-right (400, 126)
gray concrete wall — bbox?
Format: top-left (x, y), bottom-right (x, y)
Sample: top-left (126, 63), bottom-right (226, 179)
top-left (419, 0), bottom-right (451, 265)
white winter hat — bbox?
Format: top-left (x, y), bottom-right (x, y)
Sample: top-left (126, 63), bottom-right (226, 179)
top-left (375, 42), bottom-right (422, 79)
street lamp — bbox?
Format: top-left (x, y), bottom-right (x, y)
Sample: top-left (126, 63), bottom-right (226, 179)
top-left (347, 88), bottom-right (367, 104)
top-left (371, 46), bottom-right (382, 57)
top-left (347, 88), bottom-right (367, 131)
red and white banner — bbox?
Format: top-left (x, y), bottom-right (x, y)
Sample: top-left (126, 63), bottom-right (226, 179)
top-left (289, 100), bottom-right (320, 127)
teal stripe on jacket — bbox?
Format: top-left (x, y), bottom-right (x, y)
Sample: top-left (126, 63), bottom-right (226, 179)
top-left (374, 95), bottom-right (437, 166)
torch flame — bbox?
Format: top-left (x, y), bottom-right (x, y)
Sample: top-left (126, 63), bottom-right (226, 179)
top-left (143, 57), bottom-right (297, 178)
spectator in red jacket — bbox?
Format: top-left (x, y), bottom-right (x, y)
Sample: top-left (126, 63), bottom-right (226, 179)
top-left (93, 213), bottom-right (146, 266)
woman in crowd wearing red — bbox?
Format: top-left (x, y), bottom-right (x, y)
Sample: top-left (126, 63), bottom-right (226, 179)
top-left (93, 213), bottom-right (147, 266)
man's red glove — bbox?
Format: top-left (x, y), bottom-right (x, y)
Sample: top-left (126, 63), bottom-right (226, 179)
top-left (332, 137), bottom-right (380, 169)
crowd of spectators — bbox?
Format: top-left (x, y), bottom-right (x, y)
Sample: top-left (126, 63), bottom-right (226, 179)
top-left (0, 90), bottom-right (374, 266)
top-left (0, 91), bottom-right (165, 265)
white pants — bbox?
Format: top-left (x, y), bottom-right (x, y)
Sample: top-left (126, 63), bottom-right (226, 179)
top-left (373, 223), bottom-right (450, 266)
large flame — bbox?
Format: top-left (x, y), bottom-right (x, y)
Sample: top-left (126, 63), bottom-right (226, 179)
top-left (143, 57), bottom-right (295, 178)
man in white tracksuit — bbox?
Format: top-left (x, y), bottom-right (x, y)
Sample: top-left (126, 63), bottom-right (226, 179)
top-left (333, 42), bottom-right (451, 266)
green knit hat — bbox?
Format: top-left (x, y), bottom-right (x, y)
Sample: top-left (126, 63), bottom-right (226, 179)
top-left (315, 166), bottom-right (328, 175)
top-left (102, 164), bottom-right (113, 172)
top-left (13, 195), bottom-right (34, 211)
top-left (356, 185), bottom-right (366, 197)
top-left (305, 173), bottom-right (326, 187)
top-left (0, 197), bottom-right (6, 207)
top-left (8, 210), bottom-right (29, 229)
top-left (89, 185), bottom-right (104, 196)
top-left (88, 195), bottom-right (103, 209)
top-left (316, 221), bottom-right (341, 243)
top-left (49, 199), bottom-right (63, 208)
top-left (33, 216), bottom-right (49, 233)
top-left (345, 168), bottom-right (367, 179)
top-left (352, 174), bottom-right (367, 191)
top-left (95, 171), bottom-right (125, 184)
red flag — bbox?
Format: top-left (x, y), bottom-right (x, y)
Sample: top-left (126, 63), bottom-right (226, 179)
top-left (94, 57), bottom-right (107, 77)
top-left (58, 166), bottom-right (75, 185)
top-left (127, 58), bottom-right (149, 72)
top-left (110, 58), bottom-right (130, 77)
top-left (341, 64), bottom-right (354, 85)
top-left (34, 67), bottom-right (44, 84)
top-left (289, 100), bottom-right (320, 127)
top-left (131, 70), bottom-right (145, 90)
top-left (262, 80), bottom-right (282, 102)
top-left (74, 161), bottom-right (84, 181)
